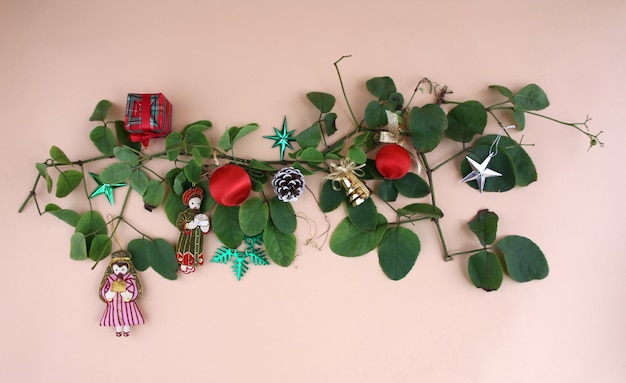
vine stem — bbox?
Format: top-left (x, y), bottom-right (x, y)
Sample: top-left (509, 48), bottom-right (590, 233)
top-left (334, 55), bottom-right (360, 128)
top-left (418, 151), bottom-right (452, 261)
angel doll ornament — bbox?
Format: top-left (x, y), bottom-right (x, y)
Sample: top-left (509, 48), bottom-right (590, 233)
top-left (99, 251), bottom-right (144, 337)
top-left (176, 187), bottom-right (210, 273)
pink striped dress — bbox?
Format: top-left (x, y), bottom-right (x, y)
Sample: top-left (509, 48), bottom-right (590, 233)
top-left (99, 273), bottom-right (145, 327)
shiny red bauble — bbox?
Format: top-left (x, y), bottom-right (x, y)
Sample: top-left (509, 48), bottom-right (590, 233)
top-left (375, 144), bottom-right (411, 180)
top-left (209, 164), bottom-right (251, 206)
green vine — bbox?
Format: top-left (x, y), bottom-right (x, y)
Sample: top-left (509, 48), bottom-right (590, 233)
top-left (18, 57), bottom-right (602, 290)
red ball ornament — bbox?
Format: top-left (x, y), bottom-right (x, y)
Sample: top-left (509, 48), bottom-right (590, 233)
top-left (375, 144), bottom-right (411, 180)
top-left (209, 164), bottom-right (251, 206)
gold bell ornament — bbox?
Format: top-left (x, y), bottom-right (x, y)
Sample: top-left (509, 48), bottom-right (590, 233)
top-left (324, 158), bottom-right (370, 206)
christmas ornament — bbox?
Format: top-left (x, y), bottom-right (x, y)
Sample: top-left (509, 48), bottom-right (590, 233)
top-left (460, 125), bottom-right (514, 193)
top-left (175, 187), bottom-right (210, 274)
top-left (124, 93), bottom-right (172, 146)
top-left (212, 234), bottom-right (269, 280)
top-left (324, 159), bottom-right (370, 206)
top-left (375, 144), bottom-right (412, 180)
top-left (263, 116), bottom-right (296, 161)
top-left (99, 250), bottom-right (144, 337)
top-left (89, 172), bottom-right (126, 205)
top-left (272, 167), bottom-right (305, 202)
top-left (209, 164), bottom-right (252, 206)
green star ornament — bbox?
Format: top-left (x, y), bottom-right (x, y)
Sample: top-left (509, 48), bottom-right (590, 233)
top-left (263, 116), bottom-right (296, 161)
top-left (89, 172), bottom-right (126, 205)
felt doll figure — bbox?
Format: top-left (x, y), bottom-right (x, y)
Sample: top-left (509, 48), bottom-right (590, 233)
top-left (176, 187), bottom-right (210, 274)
top-left (99, 251), bottom-right (144, 337)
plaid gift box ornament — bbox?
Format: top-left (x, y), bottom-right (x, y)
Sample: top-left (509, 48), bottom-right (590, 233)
top-left (124, 93), bottom-right (172, 146)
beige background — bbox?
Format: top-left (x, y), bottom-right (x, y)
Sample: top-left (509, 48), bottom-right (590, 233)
top-left (2, 0), bottom-right (625, 382)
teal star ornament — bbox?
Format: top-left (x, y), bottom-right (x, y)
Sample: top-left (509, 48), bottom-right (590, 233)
top-left (459, 154), bottom-right (502, 193)
top-left (263, 116), bottom-right (296, 161)
top-left (89, 172), bottom-right (127, 205)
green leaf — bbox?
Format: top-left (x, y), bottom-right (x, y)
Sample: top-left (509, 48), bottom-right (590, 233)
top-left (50, 146), bottom-right (70, 164)
top-left (74, 211), bottom-right (107, 251)
top-left (36, 163), bottom-right (53, 193)
top-left (183, 160), bottom-right (202, 184)
top-left (88, 234), bottom-right (112, 262)
top-left (393, 173), bottom-right (430, 198)
top-left (191, 147), bottom-right (203, 166)
top-left (445, 101), bottom-right (488, 143)
top-left (397, 203), bottom-right (443, 219)
top-left (218, 124), bottom-right (258, 152)
top-left (323, 112), bottom-right (337, 136)
top-left (182, 121), bottom-right (212, 136)
top-left (346, 197), bottom-right (378, 230)
top-left (348, 147), bottom-right (367, 164)
top-left (264, 220), bottom-right (296, 267)
top-left (130, 169), bottom-right (149, 195)
top-left (213, 205), bottom-right (244, 248)
top-left (293, 162), bottom-right (315, 176)
top-left (511, 84), bottom-right (549, 111)
top-left (299, 147), bottom-right (325, 164)
top-left (488, 85), bottom-right (513, 98)
top-left (89, 99), bottom-right (112, 121)
top-left (249, 159), bottom-right (275, 171)
top-left (409, 104), bottom-right (447, 153)
top-left (45, 204), bottom-right (80, 226)
top-left (468, 209), bottom-right (499, 246)
top-left (319, 181), bottom-right (344, 213)
top-left (113, 146), bottom-right (139, 164)
top-left (296, 122), bottom-right (322, 148)
top-left (364, 101), bottom-right (388, 128)
top-left (143, 180), bottom-right (165, 207)
top-left (55, 170), bottom-right (83, 198)
top-left (89, 125), bottom-right (116, 156)
top-left (468, 250), bottom-right (503, 291)
top-left (239, 197), bottom-right (269, 236)
top-left (69, 233), bottom-right (87, 260)
top-left (114, 120), bottom-right (141, 152)
top-left (513, 108), bottom-right (526, 131)
top-left (460, 145), bottom-right (516, 192)
top-left (306, 92), bottom-right (336, 113)
top-left (164, 191), bottom-right (187, 226)
top-left (389, 92), bottom-right (404, 110)
top-left (497, 235), bottom-right (549, 282)
top-left (100, 162), bottom-right (132, 184)
top-left (378, 179), bottom-right (398, 201)
top-left (173, 171), bottom-right (187, 195)
top-left (361, 158), bottom-right (383, 180)
top-left (330, 214), bottom-right (387, 257)
top-left (127, 238), bottom-right (151, 271)
top-left (378, 226), bottom-right (420, 280)
top-left (149, 238), bottom-right (179, 280)
top-left (165, 132), bottom-right (183, 161)
top-left (474, 135), bottom-right (537, 187)
top-left (268, 196), bottom-right (297, 233)
top-left (366, 76), bottom-right (397, 101)
top-left (185, 130), bottom-right (211, 157)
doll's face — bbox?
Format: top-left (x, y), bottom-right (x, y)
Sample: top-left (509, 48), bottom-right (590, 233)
top-left (188, 197), bottom-right (202, 209)
top-left (112, 264), bottom-right (129, 276)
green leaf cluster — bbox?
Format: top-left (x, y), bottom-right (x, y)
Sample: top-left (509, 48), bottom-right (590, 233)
top-left (466, 210), bottom-right (549, 291)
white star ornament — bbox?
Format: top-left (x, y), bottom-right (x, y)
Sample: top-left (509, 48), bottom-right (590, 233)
top-left (459, 154), bottom-right (502, 193)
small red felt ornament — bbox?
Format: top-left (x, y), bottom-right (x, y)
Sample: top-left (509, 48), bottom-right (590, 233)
top-left (375, 144), bottom-right (411, 180)
top-left (209, 164), bottom-right (252, 206)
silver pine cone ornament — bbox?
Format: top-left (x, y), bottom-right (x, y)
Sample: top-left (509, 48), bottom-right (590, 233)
top-left (272, 167), bottom-right (305, 202)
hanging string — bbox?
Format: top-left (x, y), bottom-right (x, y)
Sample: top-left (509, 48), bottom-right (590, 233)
top-left (107, 214), bottom-right (123, 250)
top-left (488, 125), bottom-right (515, 158)
top-left (296, 211), bottom-right (330, 251)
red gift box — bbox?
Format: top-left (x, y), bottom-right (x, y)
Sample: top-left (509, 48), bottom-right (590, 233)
top-left (124, 93), bottom-right (172, 146)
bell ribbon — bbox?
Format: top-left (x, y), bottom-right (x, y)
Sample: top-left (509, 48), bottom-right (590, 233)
top-left (324, 158), bottom-right (366, 191)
